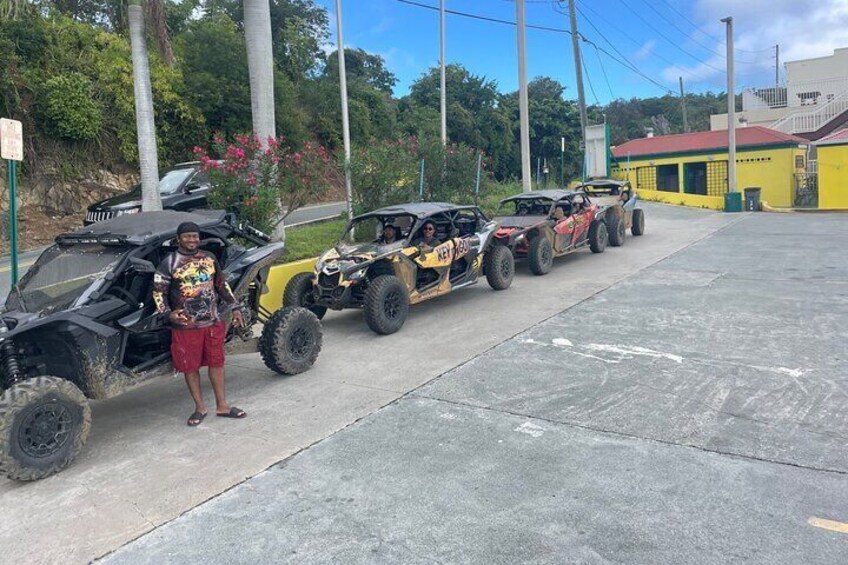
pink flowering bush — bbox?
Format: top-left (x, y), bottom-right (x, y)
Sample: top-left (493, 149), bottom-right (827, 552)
top-left (194, 133), bottom-right (336, 233)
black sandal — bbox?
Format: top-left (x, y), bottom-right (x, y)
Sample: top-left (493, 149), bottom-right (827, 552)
top-left (187, 411), bottom-right (207, 426)
top-left (216, 406), bottom-right (247, 419)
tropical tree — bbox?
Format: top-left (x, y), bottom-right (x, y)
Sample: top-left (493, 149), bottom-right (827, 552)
top-left (243, 0), bottom-right (276, 144)
top-left (128, 0), bottom-right (162, 211)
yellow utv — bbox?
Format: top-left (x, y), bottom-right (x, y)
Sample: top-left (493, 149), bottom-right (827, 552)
top-left (284, 202), bottom-right (514, 335)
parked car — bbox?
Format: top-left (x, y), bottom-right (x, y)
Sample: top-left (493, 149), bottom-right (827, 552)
top-left (84, 162), bottom-right (213, 225)
top-left (284, 202), bottom-right (515, 335)
top-left (0, 210), bottom-right (322, 481)
top-left (493, 190), bottom-right (610, 275)
top-left (576, 178), bottom-right (645, 242)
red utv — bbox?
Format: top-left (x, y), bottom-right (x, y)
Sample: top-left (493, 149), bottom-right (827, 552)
top-left (493, 190), bottom-right (614, 275)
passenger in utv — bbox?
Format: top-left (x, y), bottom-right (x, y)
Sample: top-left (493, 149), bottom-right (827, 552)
top-left (152, 221), bottom-right (246, 426)
top-left (414, 221), bottom-right (441, 251)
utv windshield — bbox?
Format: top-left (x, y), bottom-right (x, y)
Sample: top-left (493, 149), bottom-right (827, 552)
top-left (339, 214), bottom-right (417, 248)
top-left (497, 198), bottom-right (553, 217)
top-left (7, 244), bottom-right (126, 313)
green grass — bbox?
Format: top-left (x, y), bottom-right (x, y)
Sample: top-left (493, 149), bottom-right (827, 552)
top-left (277, 181), bottom-right (524, 263)
top-left (280, 217), bottom-right (347, 262)
top-left (479, 181), bottom-right (523, 217)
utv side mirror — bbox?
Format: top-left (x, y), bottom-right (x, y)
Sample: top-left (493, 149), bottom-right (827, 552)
top-left (129, 257), bottom-right (157, 274)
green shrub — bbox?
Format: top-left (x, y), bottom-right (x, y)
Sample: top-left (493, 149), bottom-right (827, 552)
top-left (39, 73), bottom-right (102, 141)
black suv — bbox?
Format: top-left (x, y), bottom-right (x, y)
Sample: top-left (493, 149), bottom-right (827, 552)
top-left (84, 162), bottom-right (212, 225)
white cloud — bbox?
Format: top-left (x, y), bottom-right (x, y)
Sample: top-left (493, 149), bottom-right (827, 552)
top-left (659, 0), bottom-right (848, 88)
top-left (633, 40), bottom-right (656, 62)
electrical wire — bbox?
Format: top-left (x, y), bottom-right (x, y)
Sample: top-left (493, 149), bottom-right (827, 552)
top-left (594, 44), bottom-right (615, 99)
top-left (656, 0), bottom-right (775, 54)
top-left (580, 47), bottom-right (601, 105)
top-left (636, 0), bottom-right (758, 63)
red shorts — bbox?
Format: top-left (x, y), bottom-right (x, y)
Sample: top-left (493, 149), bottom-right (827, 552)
top-left (171, 322), bottom-right (227, 373)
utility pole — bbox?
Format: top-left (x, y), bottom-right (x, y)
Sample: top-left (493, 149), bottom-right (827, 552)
top-left (722, 16), bottom-right (736, 195)
top-left (440, 0), bottom-right (447, 146)
top-left (775, 44), bottom-right (780, 87)
top-left (335, 0), bottom-right (353, 222)
top-left (568, 0), bottom-right (588, 180)
top-left (679, 76), bottom-right (690, 133)
top-left (516, 0), bottom-right (532, 192)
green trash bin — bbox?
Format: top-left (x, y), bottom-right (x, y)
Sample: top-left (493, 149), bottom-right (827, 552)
top-left (724, 192), bottom-right (743, 212)
top-left (744, 187), bottom-right (762, 211)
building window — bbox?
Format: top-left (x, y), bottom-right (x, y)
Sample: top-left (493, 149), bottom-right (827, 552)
top-left (656, 164), bottom-right (679, 192)
top-left (636, 166), bottom-right (656, 190)
top-left (684, 162), bottom-right (707, 195)
top-left (706, 161), bottom-right (728, 196)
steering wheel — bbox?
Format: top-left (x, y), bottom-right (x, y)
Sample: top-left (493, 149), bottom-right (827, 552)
top-left (107, 286), bottom-right (140, 307)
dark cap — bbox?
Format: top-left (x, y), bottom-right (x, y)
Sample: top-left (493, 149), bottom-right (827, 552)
top-left (177, 221), bottom-right (200, 236)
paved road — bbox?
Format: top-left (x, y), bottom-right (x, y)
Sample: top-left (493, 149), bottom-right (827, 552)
top-left (0, 201), bottom-right (346, 299)
top-left (101, 209), bottom-right (848, 564)
top-left (1, 202), bottom-right (738, 564)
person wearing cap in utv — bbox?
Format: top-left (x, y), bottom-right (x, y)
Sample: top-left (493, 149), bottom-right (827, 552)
top-left (413, 220), bottom-right (441, 251)
top-left (153, 221), bottom-right (246, 426)
top-left (380, 223), bottom-right (398, 244)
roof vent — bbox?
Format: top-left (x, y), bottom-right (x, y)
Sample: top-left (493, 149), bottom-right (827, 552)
top-left (645, 127), bottom-right (654, 138)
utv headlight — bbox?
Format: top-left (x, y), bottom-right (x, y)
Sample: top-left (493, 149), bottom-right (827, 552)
top-left (347, 267), bottom-right (367, 281)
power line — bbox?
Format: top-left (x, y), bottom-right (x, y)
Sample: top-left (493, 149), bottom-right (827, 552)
top-left (636, 0), bottom-right (757, 64)
top-left (593, 45), bottom-right (615, 99)
top-left (656, 0), bottom-right (774, 54)
top-left (614, 0), bottom-right (723, 72)
top-left (396, 0), bottom-right (676, 97)
top-left (580, 47), bottom-right (600, 105)
top-left (395, 0), bottom-right (572, 35)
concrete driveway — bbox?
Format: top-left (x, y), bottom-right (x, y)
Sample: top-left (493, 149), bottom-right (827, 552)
top-left (11, 203), bottom-right (842, 563)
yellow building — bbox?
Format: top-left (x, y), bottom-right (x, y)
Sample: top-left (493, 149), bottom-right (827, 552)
top-left (815, 129), bottom-right (848, 210)
top-left (611, 127), bottom-right (809, 210)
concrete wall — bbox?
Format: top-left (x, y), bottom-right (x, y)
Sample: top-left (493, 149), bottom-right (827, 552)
top-left (614, 146), bottom-right (805, 209)
top-left (818, 143), bottom-right (848, 209)
top-left (787, 48), bottom-right (848, 84)
top-left (711, 108), bottom-right (790, 131)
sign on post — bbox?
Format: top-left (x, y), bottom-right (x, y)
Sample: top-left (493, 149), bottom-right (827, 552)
top-left (0, 118), bottom-right (23, 161)
top-left (1, 118), bottom-right (23, 286)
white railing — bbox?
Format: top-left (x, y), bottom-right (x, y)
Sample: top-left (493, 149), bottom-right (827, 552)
top-left (743, 77), bottom-right (848, 111)
top-left (771, 87), bottom-right (848, 134)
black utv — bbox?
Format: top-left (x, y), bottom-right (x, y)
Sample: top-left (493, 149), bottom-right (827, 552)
top-left (0, 210), bottom-right (322, 481)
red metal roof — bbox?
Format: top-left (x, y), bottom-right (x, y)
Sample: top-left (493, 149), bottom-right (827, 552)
top-left (815, 128), bottom-right (848, 146)
top-left (611, 126), bottom-right (808, 159)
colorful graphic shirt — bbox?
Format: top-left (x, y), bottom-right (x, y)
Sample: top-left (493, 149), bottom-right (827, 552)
top-left (152, 250), bottom-right (236, 329)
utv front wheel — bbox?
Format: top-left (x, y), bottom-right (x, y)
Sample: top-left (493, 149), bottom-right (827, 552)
top-left (259, 307), bottom-right (323, 375)
top-left (283, 272), bottom-right (327, 320)
top-left (0, 376), bottom-right (91, 481)
top-left (528, 236), bottom-right (553, 276)
top-left (631, 208), bottom-right (645, 236)
top-left (364, 275), bottom-right (409, 335)
top-left (608, 216), bottom-right (626, 247)
top-left (589, 220), bottom-right (608, 253)
top-left (485, 245), bottom-right (514, 290)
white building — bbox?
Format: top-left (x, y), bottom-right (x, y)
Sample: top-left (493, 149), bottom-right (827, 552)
top-left (711, 47), bottom-right (848, 140)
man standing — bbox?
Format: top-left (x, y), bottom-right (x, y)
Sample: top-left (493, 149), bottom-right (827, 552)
top-left (153, 221), bottom-right (246, 426)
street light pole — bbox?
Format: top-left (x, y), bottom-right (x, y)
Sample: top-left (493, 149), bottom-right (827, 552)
top-left (516, 0), bottom-right (532, 192)
top-left (722, 16), bottom-right (736, 194)
top-left (335, 0), bottom-right (353, 222)
top-left (440, 0), bottom-right (447, 146)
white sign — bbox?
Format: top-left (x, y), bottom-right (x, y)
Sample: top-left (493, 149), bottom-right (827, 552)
top-left (0, 118), bottom-right (23, 161)
top-left (585, 124), bottom-right (609, 178)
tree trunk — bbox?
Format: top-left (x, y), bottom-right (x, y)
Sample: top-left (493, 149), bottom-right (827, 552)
top-left (243, 0), bottom-right (276, 144)
top-left (145, 0), bottom-right (175, 66)
top-left (128, 0), bottom-right (162, 212)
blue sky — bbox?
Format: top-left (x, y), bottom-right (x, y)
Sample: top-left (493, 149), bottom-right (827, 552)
top-left (314, 0), bottom-right (848, 104)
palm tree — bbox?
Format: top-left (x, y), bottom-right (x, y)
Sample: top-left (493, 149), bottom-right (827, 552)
top-left (145, 0), bottom-right (175, 66)
top-left (243, 0), bottom-right (276, 144)
top-left (128, 0), bottom-right (162, 211)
